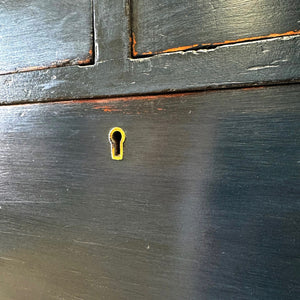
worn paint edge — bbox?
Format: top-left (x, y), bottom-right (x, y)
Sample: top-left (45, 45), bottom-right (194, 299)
top-left (131, 30), bottom-right (300, 57)
top-left (1, 81), bottom-right (300, 107)
top-left (0, 0), bottom-right (96, 76)
top-left (0, 86), bottom-right (274, 107)
top-left (0, 51), bottom-right (94, 76)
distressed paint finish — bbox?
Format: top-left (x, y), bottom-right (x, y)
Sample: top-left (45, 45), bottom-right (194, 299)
top-left (0, 85), bottom-right (299, 299)
top-left (131, 0), bottom-right (300, 56)
top-left (132, 30), bottom-right (300, 57)
top-left (0, 0), bottom-right (93, 75)
top-left (0, 1), bottom-right (298, 299)
top-left (0, 34), bottom-right (299, 104)
top-left (0, 0), bottom-right (299, 103)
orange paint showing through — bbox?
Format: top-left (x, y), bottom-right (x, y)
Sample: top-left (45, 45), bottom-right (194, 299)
top-left (78, 49), bottom-right (94, 65)
top-left (142, 44), bottom-right (199, 56)
top-left (12, 59), bottom-right (71, 74)
top-left (77, 57), bottom-right (92, 65)
top-left (72, 92), bottom-right (195, 106)
top-left (3, 52), bottom-right (94, 75)
top-left (17, 65), bottom-right (50, 73)
top-left (209, 30), bottom-right (300, 46)
top-left (242, 86), bottom-right (265, 91)
top-left (131, 32), bottom-right (138, 57)
top-left (93, 105), bottom-right (121, 112)
top-left (133, 30), bottom-right (300, 57)
top-left (6, 86), bottom-right (271, 109)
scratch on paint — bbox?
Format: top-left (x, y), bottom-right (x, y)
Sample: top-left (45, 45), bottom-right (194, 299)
top-left (0, 256), bottom-right (15, 261)
top-left (93, 105), bottom-right (121, 112)
top-left (247, 65), bottom-right (279, 71)
top-left (93, 104), bottom-right (164, 113)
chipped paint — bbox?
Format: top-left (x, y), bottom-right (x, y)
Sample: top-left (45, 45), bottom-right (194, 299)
top-left (78, 57), bottom-right (93, 65)
top-left (78, 49), bottom-right (94, 65)
top-left (133, 30), bottom-right (300, 57)
top-left (50, 59), bottom-right (72, 67)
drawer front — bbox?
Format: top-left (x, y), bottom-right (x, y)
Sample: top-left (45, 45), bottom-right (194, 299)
top-left (0, 85), bottom-right (299, 299)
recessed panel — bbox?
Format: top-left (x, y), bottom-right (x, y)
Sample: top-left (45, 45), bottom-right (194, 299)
top-left (131, 0), bottom-right (300, 56)
top-left (0, 0), bottom-right (93, 74)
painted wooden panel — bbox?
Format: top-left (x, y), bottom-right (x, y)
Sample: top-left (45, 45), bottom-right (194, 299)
top-left (0, 85), bottom-right (299, 299)
top-left (131, 0), bottom-right (300, 56)
top-left (0, 0), bottom-right (93, 75)
top-left (0, 0), bottom-right (299, 103)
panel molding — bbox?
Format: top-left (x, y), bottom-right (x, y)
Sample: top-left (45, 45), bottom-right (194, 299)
top-left (0, 0), bottom-right (299, 104)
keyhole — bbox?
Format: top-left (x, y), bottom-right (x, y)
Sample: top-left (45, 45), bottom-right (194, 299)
top-left (112, 131), bottom-right (121, 156)
top-left (109, 127), bottom-right (126, 160)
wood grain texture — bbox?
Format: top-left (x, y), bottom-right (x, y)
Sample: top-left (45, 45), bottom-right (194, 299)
top-left (0, 0), bottom-right (93, 75)
top-left (131, 0), bottom-right (300, 56)
top-left (0, 85), bottom-right (299, 299)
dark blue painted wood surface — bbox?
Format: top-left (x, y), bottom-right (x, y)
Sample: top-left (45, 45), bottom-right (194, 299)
top-left (0, 0), bottom-right (93, 75)
top-left (131, 0), bottom-right (300, 56)
top-left (0, 85), bottom-right (299, 299)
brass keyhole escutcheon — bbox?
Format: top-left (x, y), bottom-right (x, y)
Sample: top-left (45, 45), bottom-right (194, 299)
top-left (109, 127), bottom-right (126, 160)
